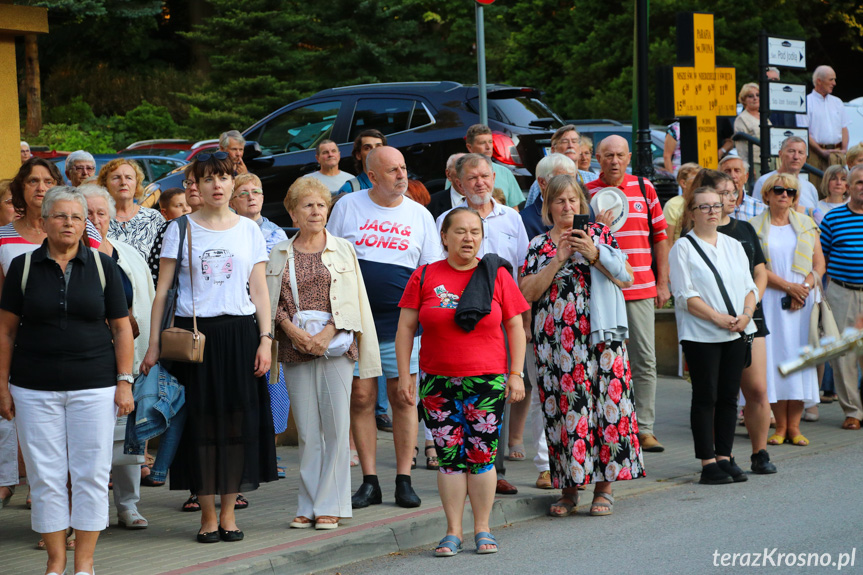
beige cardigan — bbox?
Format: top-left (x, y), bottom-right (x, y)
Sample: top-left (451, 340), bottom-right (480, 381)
top-left (749, 209), bottom-right (819, 276)
top-left (265, 230), bottom-right (381, 379)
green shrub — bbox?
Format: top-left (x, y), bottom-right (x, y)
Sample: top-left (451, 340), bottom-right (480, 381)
top-left (121, 101), bottom-right (179, 143)
top-left (31, 123), bottom-right (115, 154)
top-left (44, 96), bottom-right (96, 125)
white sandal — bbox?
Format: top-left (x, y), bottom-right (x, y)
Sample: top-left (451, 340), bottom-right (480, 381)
top-left (118, 509), bottom-right (148, 529)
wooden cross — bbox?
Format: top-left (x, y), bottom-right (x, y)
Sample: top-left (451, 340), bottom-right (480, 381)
top-left (0, 0), bottom-right (48, 178)
top-left (664, 12), bottom-right (736, 169)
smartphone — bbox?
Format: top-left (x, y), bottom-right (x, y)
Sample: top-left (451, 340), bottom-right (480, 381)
top-left (571, 214), bottom-right (589, 232)
top-left (781, 295), bottom-right (792, 310)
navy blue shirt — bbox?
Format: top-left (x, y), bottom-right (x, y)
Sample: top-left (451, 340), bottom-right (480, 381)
top-left (820, 205), bottom-right (863, 284)
top-left (0, 241), bottom-right (128, 391)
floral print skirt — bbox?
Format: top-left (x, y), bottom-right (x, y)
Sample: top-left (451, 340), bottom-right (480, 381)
top-left (419, 373), bottom-right (506, 475)
top-left (537, 340), bottom-right (646, 488)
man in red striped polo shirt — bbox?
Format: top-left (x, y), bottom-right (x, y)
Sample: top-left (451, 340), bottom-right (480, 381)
top-left (586, 135), bottom-right (671, 452)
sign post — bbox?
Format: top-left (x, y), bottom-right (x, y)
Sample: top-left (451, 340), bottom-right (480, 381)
top-left (475, 0), bottom-right (495, 126)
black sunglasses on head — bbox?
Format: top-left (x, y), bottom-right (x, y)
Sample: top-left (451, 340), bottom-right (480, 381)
top-left (196, 151), bottom-right (229, 162)
top-left (772, 185), bottom-right (797, 197)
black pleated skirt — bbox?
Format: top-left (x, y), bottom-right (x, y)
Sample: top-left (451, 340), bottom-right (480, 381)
top-left (168, 314), bottom-right (278, 495)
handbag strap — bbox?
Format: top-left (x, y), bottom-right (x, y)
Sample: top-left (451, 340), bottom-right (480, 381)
top-left (162, 216), bottom-right (187, 330)
top-left (287, 242), bottom-right (304, 316)
top-left (684, 234), bottom-right (737, 317)
top-left (186, 219), bottom-right (198, 335)
top-left (637, 177), bottom-right (654, 246)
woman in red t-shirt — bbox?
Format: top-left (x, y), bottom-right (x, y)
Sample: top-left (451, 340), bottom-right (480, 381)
top-left (396, 207), bottom-right (528, 558)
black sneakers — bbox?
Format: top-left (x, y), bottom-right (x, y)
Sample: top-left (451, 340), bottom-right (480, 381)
top-left (750, 449), bottom-right (778, 474)
top-left (717, 457), bottom-right (748, 482)
top-left (699, 462), bottom-right (733, 484)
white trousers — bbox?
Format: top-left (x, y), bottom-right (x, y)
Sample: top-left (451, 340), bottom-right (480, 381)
top-left (283, 355), bottom-right (353, 519)
top-left (112, 416), bottom-right (141, 517)
top-left (0, 416), bottom-right (17, 486)
top-left (525, 346), bottom-right (549, 472)
top-left (11, 384), bottom-right (115, 533)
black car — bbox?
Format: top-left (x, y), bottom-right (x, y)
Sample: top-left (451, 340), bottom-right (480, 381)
top-left (151, 81), bottom-right (564, 226)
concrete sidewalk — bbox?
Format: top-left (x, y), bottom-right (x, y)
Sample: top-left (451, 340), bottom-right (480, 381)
top-left (0, 376), bottom-right (858, 575)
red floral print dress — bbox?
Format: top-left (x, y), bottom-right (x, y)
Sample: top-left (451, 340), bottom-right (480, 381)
top-left (521, 223), bottom-right (645, 488)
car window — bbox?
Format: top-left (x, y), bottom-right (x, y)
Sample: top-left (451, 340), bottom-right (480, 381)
top-left (409, 103), bottom-right (434, 130)
top-left (250, 101), bottom-right (341, 156)
top-left (487, 97), bottom-right (562, 129)
top-left (148, 159), bottom-right (184, 183)
top-left (349, 99), bottom-right (415, 141)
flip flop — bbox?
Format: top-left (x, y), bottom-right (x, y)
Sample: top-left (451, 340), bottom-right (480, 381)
top-left (474, 531), bottom-right (498, 554)
top-left (787, 434), bottom-right (809, 446)
top-left (506, 444), bottom-right (526, 461)
top-left (434, 535), bottom-right (463, 557)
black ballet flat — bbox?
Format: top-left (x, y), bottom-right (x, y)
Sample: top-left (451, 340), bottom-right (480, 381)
top-left (218, 525), bottom-right (244, 542)
top-left (196, 529), bottom-right (220, 543)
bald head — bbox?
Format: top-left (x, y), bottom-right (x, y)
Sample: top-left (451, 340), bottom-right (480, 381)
top-left (367, 146), bottom-right (408, 202)
top-left (596, 135), bottom-right (631, 186)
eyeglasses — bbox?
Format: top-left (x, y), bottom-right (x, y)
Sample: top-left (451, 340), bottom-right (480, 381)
top-left (196, 151), bottom-right (229, 162)
top-left (48, 213), bottom-right (85, 223)
top-left (772, 186), bottom-right (797, 197)
top-left (693, 203), bottom-right (723, 213)
top-left (234, 189), bottom-right (263, 198)
top-left (182, 179), bottom-right (195, 189)
top-left (72, 165), bottom-right (96, 173)
top-left (719, 190), bottom-right (739, 199)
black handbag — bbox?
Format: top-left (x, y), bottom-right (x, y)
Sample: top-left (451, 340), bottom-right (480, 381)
top-left (684, 235), bottom-right (754, 367)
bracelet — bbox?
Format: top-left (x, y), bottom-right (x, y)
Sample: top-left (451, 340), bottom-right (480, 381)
top-left (260, 332), bottom-right (274, 340)
top-left (587, 250), bottom-right (600, 266)
top-left (742, 312), bottom-right (753, 321)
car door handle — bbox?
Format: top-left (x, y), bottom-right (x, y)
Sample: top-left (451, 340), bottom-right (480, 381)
top-left (405, 143), bottom-right (431, 153)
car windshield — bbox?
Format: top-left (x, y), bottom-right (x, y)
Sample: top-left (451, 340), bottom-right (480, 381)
top-left (485, 96), bottom-right (563, 129)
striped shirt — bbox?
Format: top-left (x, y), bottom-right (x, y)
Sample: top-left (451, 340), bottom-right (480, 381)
top-left (586, 174), bottom-right (668, 301)
top-left (819, 205), bottom-right (863, 284)
top-left (0, 220), bottom-right (103, 275)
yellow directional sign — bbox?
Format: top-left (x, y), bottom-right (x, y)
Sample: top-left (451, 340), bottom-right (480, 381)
top-left (670, 13), bottom-right (736, 169)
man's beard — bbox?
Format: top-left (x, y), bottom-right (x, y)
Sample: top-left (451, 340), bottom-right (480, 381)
top-left (466, 191), bottom-right (491, 206)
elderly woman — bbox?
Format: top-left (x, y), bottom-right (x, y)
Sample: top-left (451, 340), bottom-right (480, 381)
top-left (396, 207), bottom-right (527, 556)
top-left (141, 153), bottom-right (277, 543)
top-left (98, 158), bottom-right (165, 261)
top-left (81, 184), bottom-right (155, 529)
top-left (578, 137), bottom-right (594, 173)
top-left (0, 186), bottom-right (134, 575)
top-left (0, 180), bottom-right (19, 226)
top-left (751, 172), bottom-right (825, 447)
top-left (64, 150), bottom-right (97, 188)
top-left (734, 83), bottom-right (770, 176)
top-left (520, 174), bottom-right (643, 517)
top-left (670, 186), bottom-right (759, 483)
top-left (814, 165), bottom-right (848, 225)
top-left (267, 177), bottom-right (379, 530)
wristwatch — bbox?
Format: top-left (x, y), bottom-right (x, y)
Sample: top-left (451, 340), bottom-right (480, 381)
top-left (260, 332), bottom-right (275, 340)
top-left (117, 373), bottom-right (134, 384)
top-left (509, 371), bottom-right (524, 378)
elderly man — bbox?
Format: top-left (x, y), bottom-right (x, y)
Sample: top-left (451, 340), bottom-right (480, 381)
top-left (585, 135), bottom-right (670, 452)
top-left (328, 146), bottom-right (441, 509)
top-left (427, 153), bottom-right (465, 220)
top-left (336, 130), bottom-right (387, 195)
top-left (521, 153), bottom-right (578, 240)
top-left (797, 66), bottom-right (849, 188)
top-left (20, 142), bottom-right (31, 164)
top-left (230, 173), bottom-right (287, 252)
top-left (719, 154), bottom-right (767, 220)
top-left (524, 125), bottom-right (599, 207)
top-left (436, 153), bottom-right (529, 494)
top-left (752, 137), bottom-right (819, 210)
top-left (444, 124), bottom-right (524, 209)
top-left (304, 139), bottom-right (353, 193)
top-left (218, 129), bottom-right (248, 175)
top-left (64, 150), bottom-right (97, 187)
top-left (820, 164), bottom-right (863, 431)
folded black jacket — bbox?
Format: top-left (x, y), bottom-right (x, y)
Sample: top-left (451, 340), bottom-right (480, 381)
top-left (454, 253), bottom-right (513, 332)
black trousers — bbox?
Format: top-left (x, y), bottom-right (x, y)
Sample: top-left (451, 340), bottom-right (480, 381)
top-left (681, 337), bottom-right (747, 460)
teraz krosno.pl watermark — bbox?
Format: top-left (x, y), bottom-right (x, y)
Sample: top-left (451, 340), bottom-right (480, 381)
top-left (713, 549), bottom-right (857, 570)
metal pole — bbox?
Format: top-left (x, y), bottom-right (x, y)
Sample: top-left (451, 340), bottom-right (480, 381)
top-left (476, 2), bottom-right (488, 126)
top-left (633, 0), bottom-right (654, 179)
top-left (758, 30), bottom-right (770, 178)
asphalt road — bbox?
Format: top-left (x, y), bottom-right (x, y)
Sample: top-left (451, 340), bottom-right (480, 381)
top-left (329, 441), bottom-right (863, 575)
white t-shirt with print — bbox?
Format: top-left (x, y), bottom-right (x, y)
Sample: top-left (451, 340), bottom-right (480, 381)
top-left (161, 216), bottom-right (268, 318)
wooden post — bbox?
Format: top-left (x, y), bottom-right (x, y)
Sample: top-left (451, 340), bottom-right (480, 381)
top-left (24, 33), bottom-right (41, 137)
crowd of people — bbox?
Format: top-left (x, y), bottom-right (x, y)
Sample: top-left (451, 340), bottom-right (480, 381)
top-left (1, 97), bottom-right (862, 573)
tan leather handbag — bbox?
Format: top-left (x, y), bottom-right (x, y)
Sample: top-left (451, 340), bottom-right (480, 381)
top-left (160, 217), bottom-right (206, 363)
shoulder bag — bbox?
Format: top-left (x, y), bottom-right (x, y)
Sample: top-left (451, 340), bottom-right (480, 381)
top-left (808, 272), bottom-right (840, 347)
top-left (684, 234), bottom-right (754, 367)
top-left (160, 216), bottom-right (206, 363)
top-left (288, 243), bottom-right (353, 358)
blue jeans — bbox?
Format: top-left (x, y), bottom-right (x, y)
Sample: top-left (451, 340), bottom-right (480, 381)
top-left (148, 404), bottom-right (187, 483)
top-left (821, 362), bottom-right (836, 395)
top-left (375, 376), bottom-right (389, 417)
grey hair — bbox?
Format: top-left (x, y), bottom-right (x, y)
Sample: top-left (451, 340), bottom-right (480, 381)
top-left (66, 150), bottom-right (96, 167)
top-left (446, 153), bottom-right (465, 172)
top-left (849, 164), bottom-right (863, 181)
top-left (536, 153), bottom-right (576, 181)
top-left (455, 153), bottom-right (492, 179)
top-left (78, 184), bottom-right (117, 219)
top-left (767, 66), bottom-right (780, 76)
top-left (41, 186), bottom-right (87, 219)
top-left (779, 136), bottom-right (807, 153)
top-left (719, 153), bottom-right (749, 172)
top-left (813, 65), bottom-right (833, 86)
top-left (219, 130), bottom-right (245, 150)
top-left (20, 141), bottom-right (29, 148)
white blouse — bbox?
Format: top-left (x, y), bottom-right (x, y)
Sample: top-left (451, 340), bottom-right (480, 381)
top-left (669, 232), bottom-right (759, 343)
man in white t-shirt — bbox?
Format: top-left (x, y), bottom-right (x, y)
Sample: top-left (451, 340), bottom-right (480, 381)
top-left (327, 146), bottom-right (441, 510)
top-left (752, 137), bottom-right (819, 211)
top-left (304, 139), bottom-right (354, 193)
